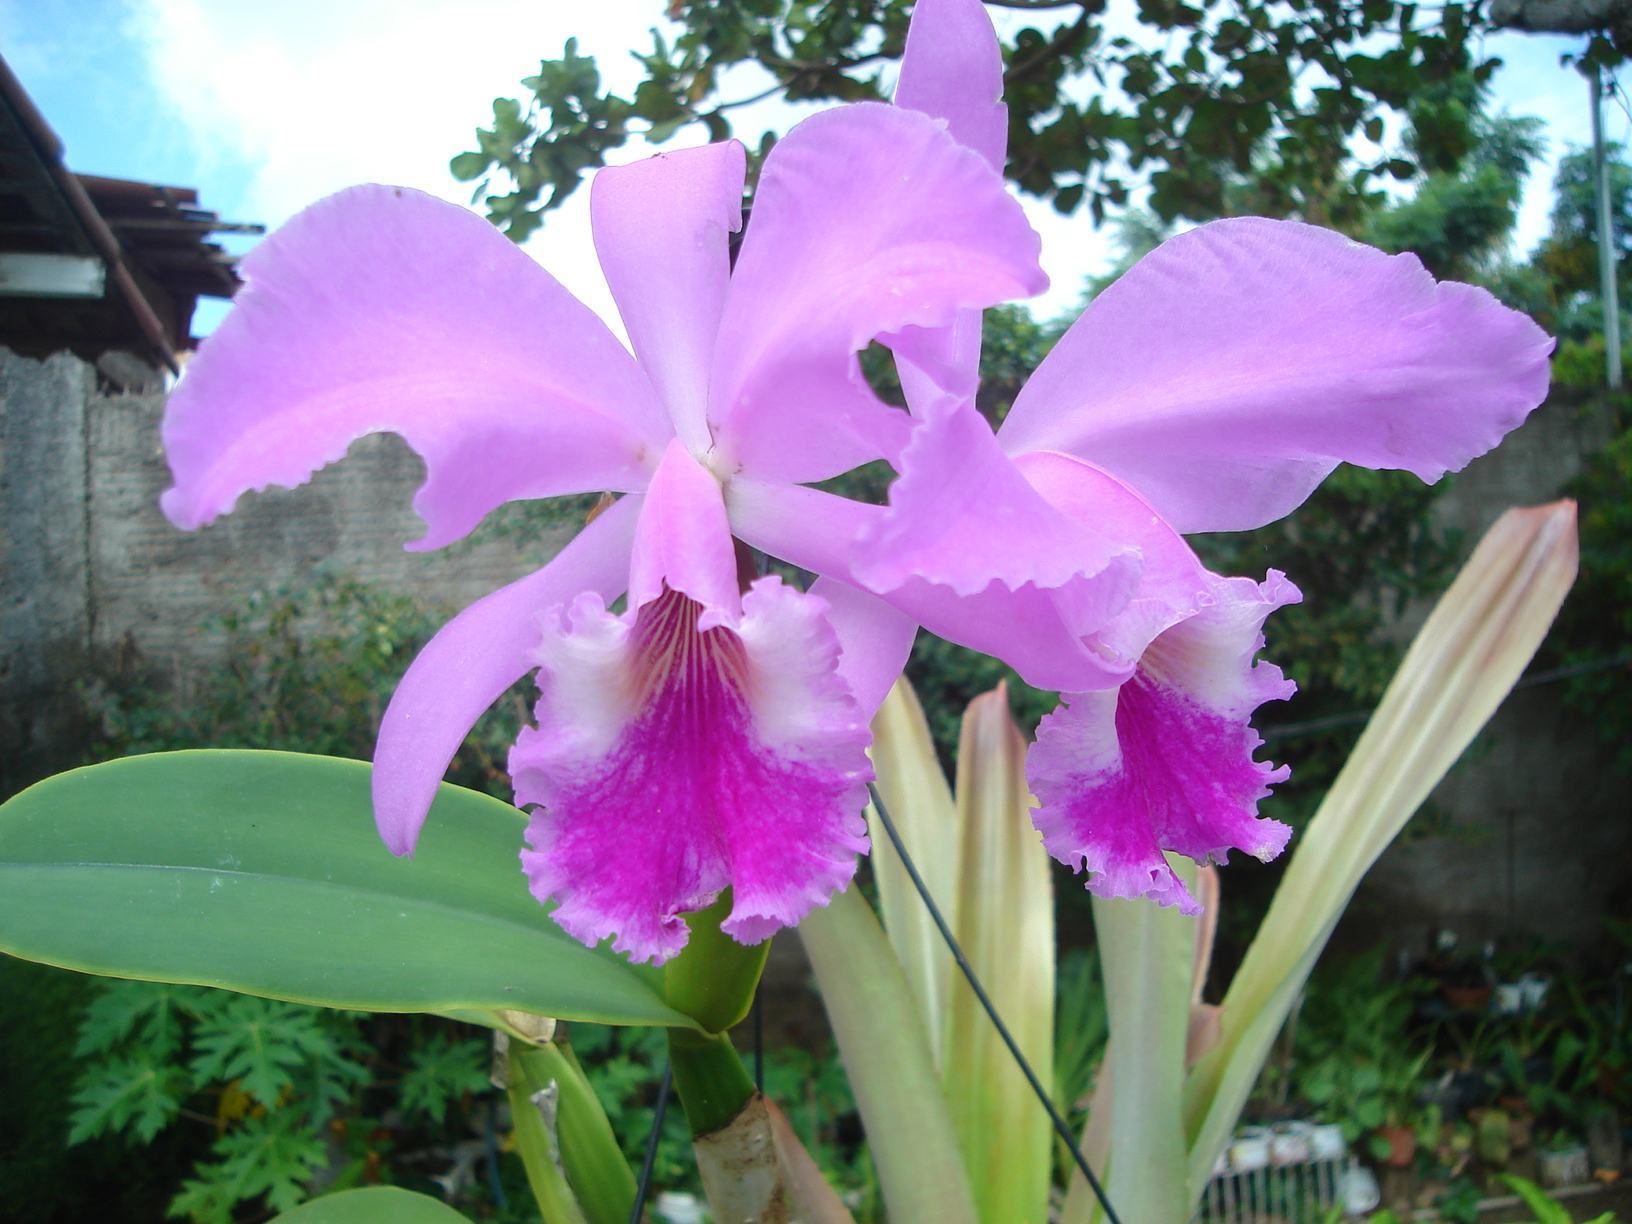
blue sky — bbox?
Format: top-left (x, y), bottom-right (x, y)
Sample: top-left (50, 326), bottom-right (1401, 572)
top-left (0, 0), bottom-right (1607, 332)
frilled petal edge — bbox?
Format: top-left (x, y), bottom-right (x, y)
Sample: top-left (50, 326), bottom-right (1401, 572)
top-left (999, 218), bottom-right (1554, 533)
top-left (1028, 570), bottom-right (1300, 914)
top-left (163, 185), bottom-right (666, 551)
top-left (511, 578), bottom-right (872, 964)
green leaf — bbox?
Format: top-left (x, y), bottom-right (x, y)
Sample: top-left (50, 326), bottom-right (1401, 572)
top-left (799, 888), bottom-right (978, 1224)
top-left (1497, 1175), bottom-right (1573, 1224)
top-left (448, 152), bottom-right (490, 182)
top-left (68, 1053), bottom-right (190, 1144)
top-left (274, 1188), bottom-right (473, 1222)
top-left (169, 1112), bottom-right (328, 1221)
top-left (189, 995), bottom-right (341, 1108)
top-left (75, 979), bottom-right (216, 1059)
top-left (274, 1188), bottom-right (472, 1222)
top-left (0, 751), bottom-right (695, 1029)
top-left (399, 1031), bottom-right (489, 1124)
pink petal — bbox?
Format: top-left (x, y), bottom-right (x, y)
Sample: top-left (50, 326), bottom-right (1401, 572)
top-left (854, 398), bottom-right (1132, 599)
top-left (1028, 570), bottom-right (1300, 914)
top-left (628, 439), bottom-right (740, 625)
top-left (1014, 448), bottom-right (1217, 666)
top-left (726, 475), bottom-right (1136, 692)
top-left (809, 576), bottom-right (919, 719)
top-left (710, 103), bottom-right (1046, 484)
top-left (998, 218), bottom-right (1554, 533)
top-left (162, 185), bottom-right (668, 551)
top-left (894, 0), bottom-right (1008, 171)
top-left (372, 495), bottom-right (640, 856)
top-left (511, 579), bottom-right (872, 964)
top-left (591, 142), bottom-right (745, 452)
top-left (890, 0), bottom-right (1009, 410)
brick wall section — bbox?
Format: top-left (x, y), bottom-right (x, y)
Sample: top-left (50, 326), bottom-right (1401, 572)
top-left (1, 345), bottom-right (572, 791)
top-left (79, 385), bottom-right (571, 664)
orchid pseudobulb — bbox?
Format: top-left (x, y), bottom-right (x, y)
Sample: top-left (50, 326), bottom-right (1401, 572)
top-left (159, 102), bottom-right (1056, 964)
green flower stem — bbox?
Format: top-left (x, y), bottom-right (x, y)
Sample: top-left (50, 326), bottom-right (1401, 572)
top-left (505, 1048), bottom-right (590, 1224)
top-left (513, 1044), bottom-right (636, 1224)
top-left (663, 891), bottom-right (771, 1034)
top-left (800, 887), bottom-right (978, 1224)
top-left (667, 1028), bottom-right (757, 1137)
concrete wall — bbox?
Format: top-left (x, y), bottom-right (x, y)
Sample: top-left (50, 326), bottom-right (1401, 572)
top-left (1345, 389), bottom-right (1627, 950)
top-left (1, 351), bottom-right (94, 784)
top-left (1, 346), bottom-right (573, 792)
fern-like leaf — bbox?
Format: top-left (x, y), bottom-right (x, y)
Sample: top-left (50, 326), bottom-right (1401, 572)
top-left (167, 1112), bottom-right (328, 1223)
top-left (68, 1053), bottom-right (189, 1145)
top-left (74, 980), bottom-right (220, 1059)
top-left (398, 1032), bottom-right (488, 1124)
top-left (189, 996), bottom-right (339, 1109)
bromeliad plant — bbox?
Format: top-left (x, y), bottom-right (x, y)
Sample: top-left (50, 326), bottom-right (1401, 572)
top-left (0, 0), bottom-right (1578, 1220)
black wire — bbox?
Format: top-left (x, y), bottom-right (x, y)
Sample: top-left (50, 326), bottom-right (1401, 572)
top-left (630, 1062), bottom-right (673, 1224)
top-left (868, 780), bottom-right (1124, 1224)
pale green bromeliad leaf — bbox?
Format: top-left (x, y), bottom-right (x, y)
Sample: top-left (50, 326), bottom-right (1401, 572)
top-left (0, 750), bottom-right (696, 1029)
top-left (866, 679), bottom-right (961, 1069)
top-left (1181, 502), bottom-right (1579, 1201)
top-left (942, 685), bottom-right (1056, 1224)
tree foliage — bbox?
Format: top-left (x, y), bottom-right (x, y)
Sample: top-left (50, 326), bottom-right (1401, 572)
top-left (452, 0), bottom-right (1491, 241)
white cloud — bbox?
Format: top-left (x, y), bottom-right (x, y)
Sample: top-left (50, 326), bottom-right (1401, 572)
top-left (126, 0), bottom-right (683, 327)
top-left (121, 0), bottom-right (1112, 327)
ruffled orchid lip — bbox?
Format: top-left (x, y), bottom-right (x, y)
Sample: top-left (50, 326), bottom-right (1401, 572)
top-left (1029, 568), bottom-right (1299, 915)
top-left (511, 577), bottom-right (872, 965)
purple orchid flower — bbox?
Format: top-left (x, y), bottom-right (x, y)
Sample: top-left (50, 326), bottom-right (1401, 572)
top-left (159, 101), bottom-right (1053, 963)
top-left (733, 0), bottom-right (1555, 914)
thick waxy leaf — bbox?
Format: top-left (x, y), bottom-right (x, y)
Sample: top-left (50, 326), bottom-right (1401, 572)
top-left (943, 686), bottom-right (1054, 1224)
top-left (274, 1187), bottom-right (472, 1221)
top-left (0, 751), bottom-right (693, 1029)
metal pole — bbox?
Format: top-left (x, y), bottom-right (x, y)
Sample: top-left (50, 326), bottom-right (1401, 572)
top-left (1591, 64), bottom-right (1623, 388)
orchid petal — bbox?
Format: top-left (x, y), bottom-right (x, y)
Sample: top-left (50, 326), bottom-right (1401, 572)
top-left (998, 218), bottom-right (1554, 533)
top-left (162, 185), bottom-right (667, 551)
top-left (894, 0), bottom-right (1008, 171)
top-left (372, 495), bottom-right (640, 856)
top-left (511, 579), bottom-right (871, 964)
top-left (890, 0), bottom-right (1008, 409)
top-left (727, 476), bottom-right (1136, 692)
top-left (1029, 571), bottom-right (1300, 914)
top-left (711, 103), bottom-right (1046, 483)
top-left (854, 398), bottom-right (1132, 599)
top-left (810, 576), bottom-right (919, 719)
top-left (591, 142), bottom-right (746, 452)
top-left (629, 439), bottom-right (740, 624)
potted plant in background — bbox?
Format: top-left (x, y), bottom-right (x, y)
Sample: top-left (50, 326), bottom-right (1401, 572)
top-left (1537, 1130), bottom-right (1592, 1188)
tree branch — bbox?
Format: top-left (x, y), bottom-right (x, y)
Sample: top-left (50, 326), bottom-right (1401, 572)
top-left (1004, 10), bottom-right (1094, 82)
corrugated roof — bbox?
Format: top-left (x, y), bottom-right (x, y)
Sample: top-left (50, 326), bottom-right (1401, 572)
top-left (0, 54), bottom-right (262, 372)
